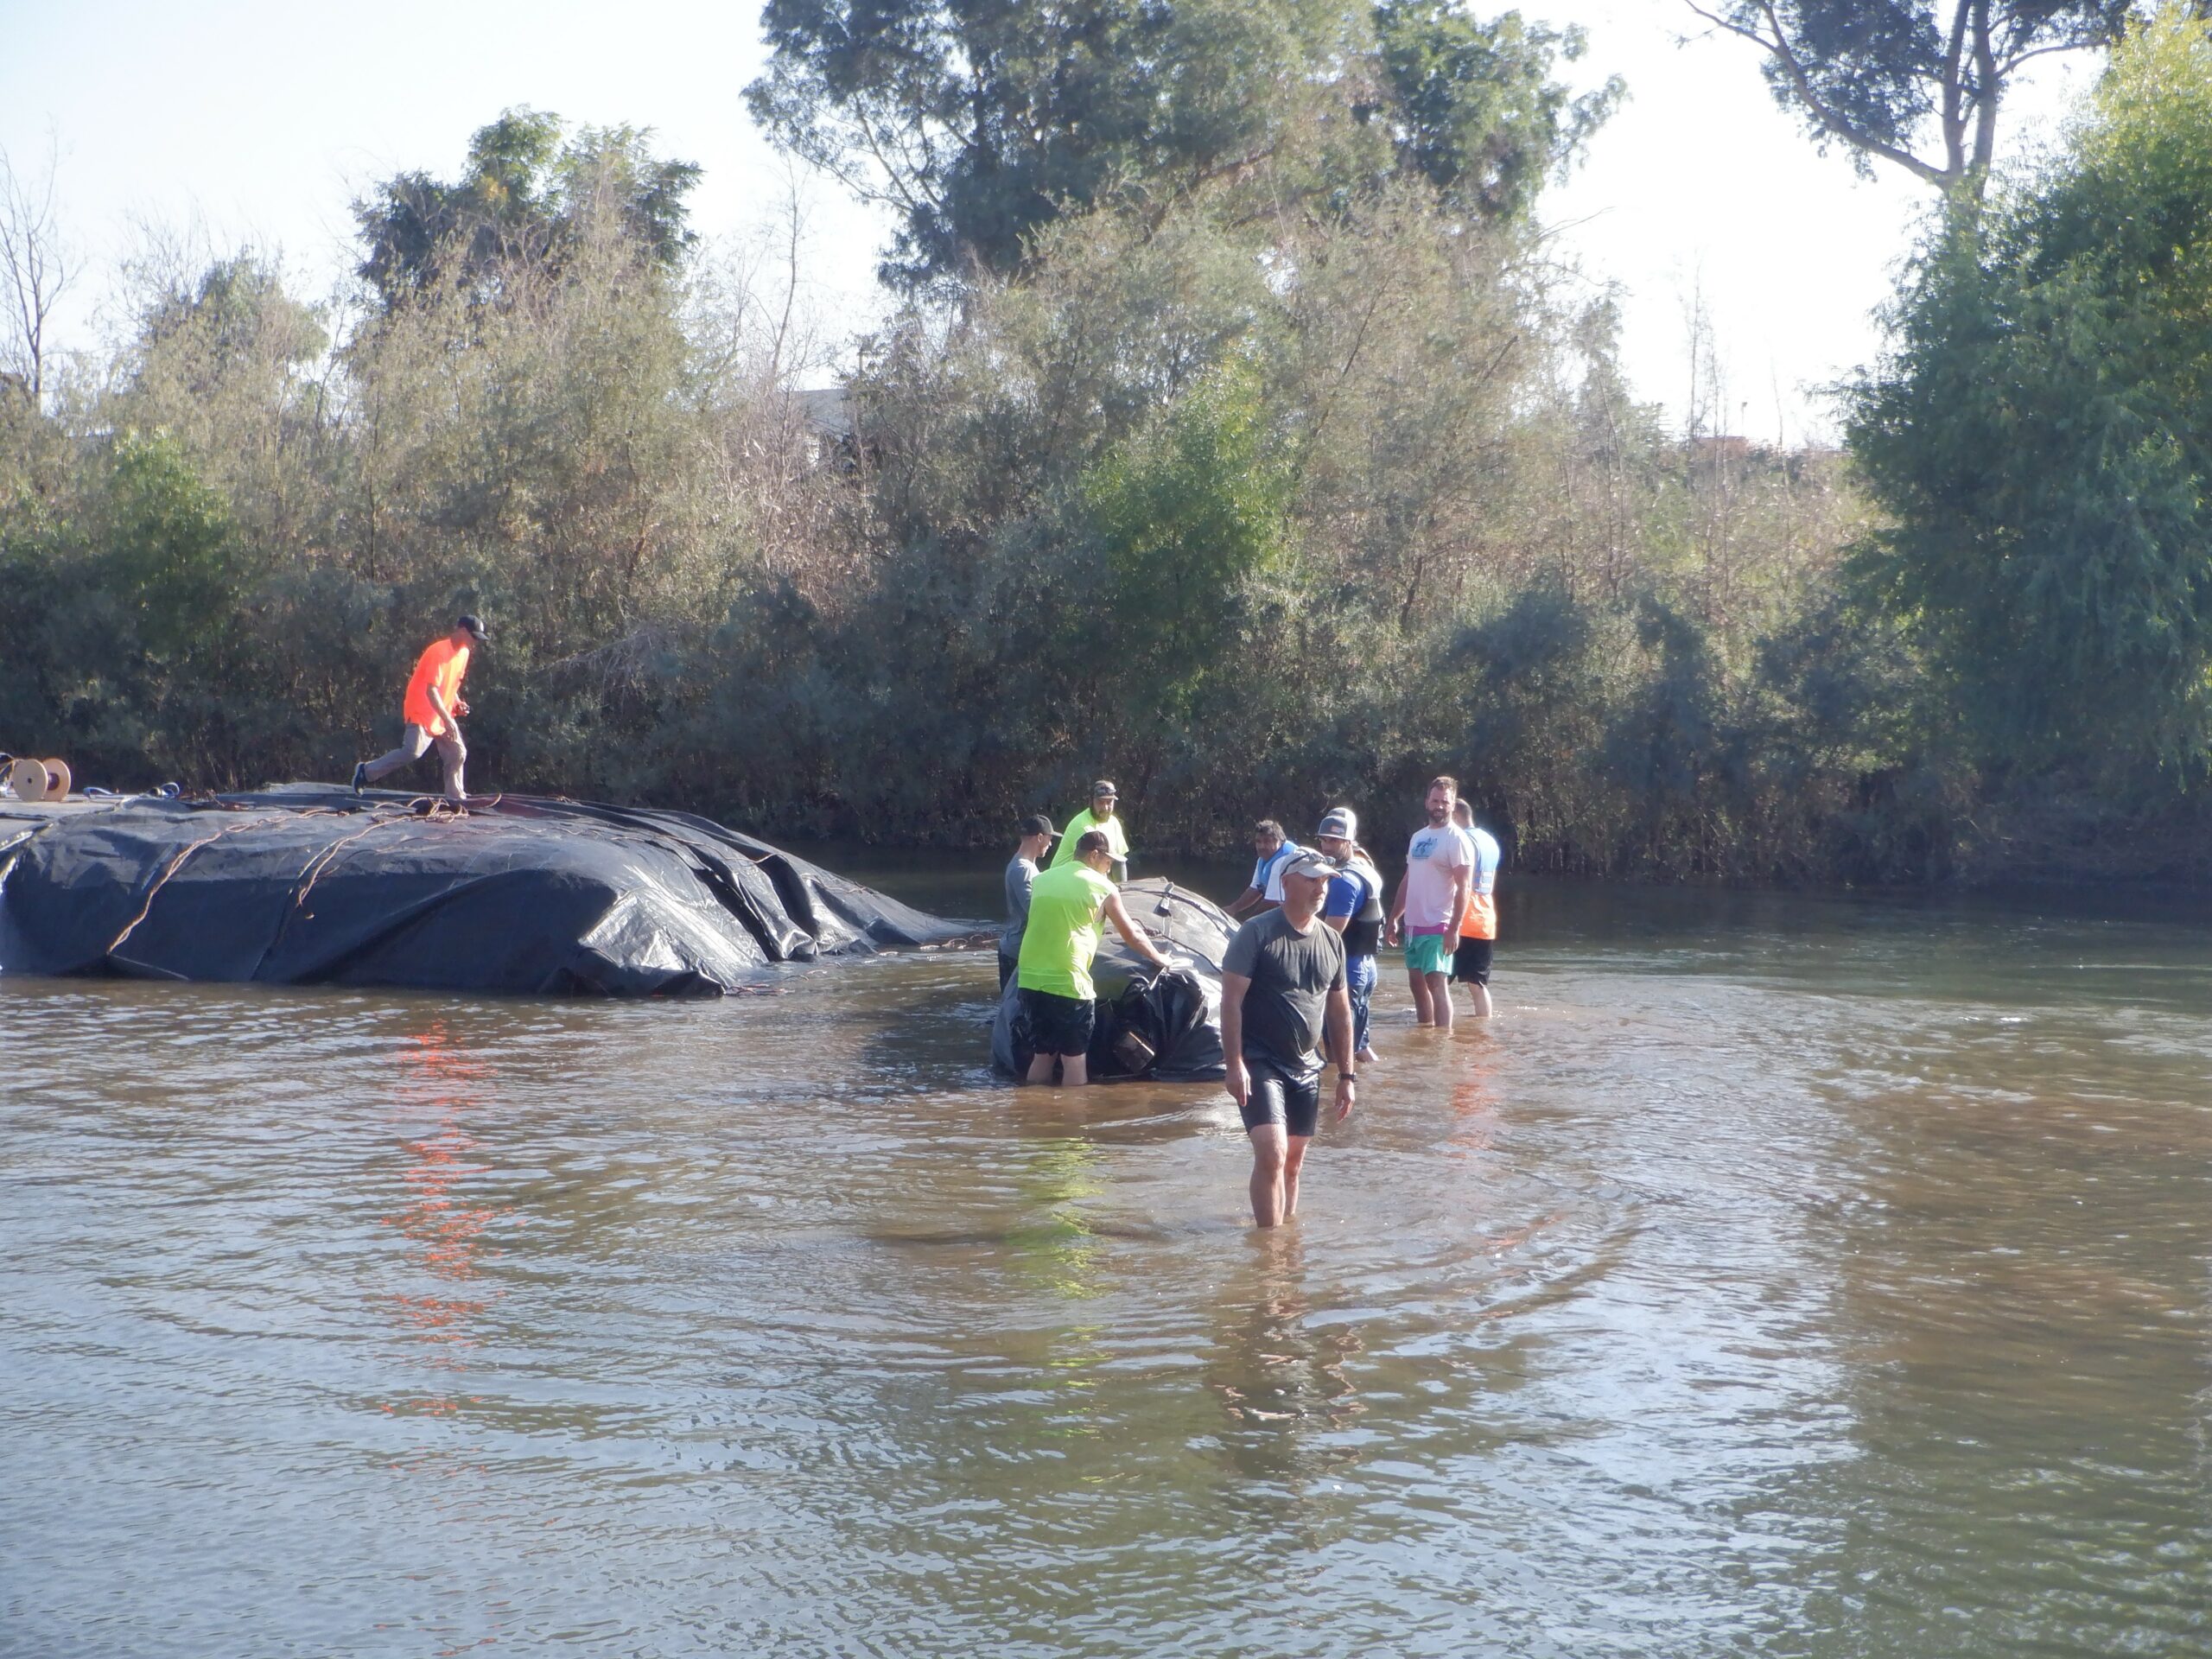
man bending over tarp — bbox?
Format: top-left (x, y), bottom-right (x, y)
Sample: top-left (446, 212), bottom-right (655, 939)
top-left (353, 615), bottom-right (487, 802)
top-left (1017, 829), bottom-right (1174, 1086)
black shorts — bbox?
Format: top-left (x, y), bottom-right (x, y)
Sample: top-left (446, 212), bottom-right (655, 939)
top-left (1238, 1057), bottom-right (1321, 1138)
top-left (1021, 987), bottom-right (1096, 1058)
top-left (1452, 938), bottom-right (1493, 985)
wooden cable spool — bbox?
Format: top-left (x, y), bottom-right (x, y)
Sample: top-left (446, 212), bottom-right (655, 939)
top-left (7, 756), bottom-right (50, 802)
top-left (42, 759), bottom-right (71, 800)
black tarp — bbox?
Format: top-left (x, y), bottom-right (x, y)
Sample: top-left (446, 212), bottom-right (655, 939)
top-left (990, 877), bottom-right (1233, 1082)
top-left (0, 786), bottom-right (967, 996)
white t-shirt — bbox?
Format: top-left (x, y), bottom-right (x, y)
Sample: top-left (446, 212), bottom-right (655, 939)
top-left (1250, 840), bottom-right (1303, 903)
top-left (1403, 822), bottom-right (1475, 930)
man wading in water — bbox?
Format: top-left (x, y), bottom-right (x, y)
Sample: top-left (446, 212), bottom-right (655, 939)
top-left (1387, 776), bottom-right (1473, 1030)
top-left (1451, 797), bottom-right (1502, 1020)
top-left (1051, 779), bottom-right (1129, 883)
top-left (1017, 829), bottom-right (1173, 1086)
top-left (1000, 813), bottom-right (1057, 990)
top-left (1224, 818), bottom-right (1302, 918)
top-left (353, 615), bottom-right (488, 803)
top-left (1222, 850), bottom-right (1355, 1227)
top-left (1314, 807), bottom-right (1386, 1064)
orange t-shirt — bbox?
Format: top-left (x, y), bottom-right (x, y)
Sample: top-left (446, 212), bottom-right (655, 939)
top-left (402, 639), bottom-right (470, 736)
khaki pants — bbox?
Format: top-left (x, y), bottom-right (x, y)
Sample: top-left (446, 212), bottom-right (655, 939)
top-left (362, 722), bottom-right (466, 799)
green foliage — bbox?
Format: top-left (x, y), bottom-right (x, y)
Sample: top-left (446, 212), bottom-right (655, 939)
top-left (1696, 0), bottom-right (2133, 189)
top-left (1071, 361), bottom-right (1295, 741)
top-left (2, 87), bottom-right (2081, 885)
top-left (0, 430), bottom-right (268, 785)
top-left (1850, 6), bottom-right (2212, 785)
top-left (101, 430), bottom-right (240, 662)
top-left (354, 108), bottom-right (700, 308)
top-left (747, 0), bottom-right (1609, 289)
top-left (1370, 2), bottom-right (1622, 220)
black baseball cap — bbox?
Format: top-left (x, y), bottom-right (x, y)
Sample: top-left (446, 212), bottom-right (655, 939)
top-left (1017, 813), bottom-right (1057, 838)
top-left (457, 613), bottom-right (491, 642)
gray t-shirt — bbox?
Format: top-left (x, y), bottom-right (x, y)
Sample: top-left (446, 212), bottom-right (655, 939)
top-left (1221, 908), bottom-right (1347, 1082)
top-left (1001, 855), bottom-right (1039, 955)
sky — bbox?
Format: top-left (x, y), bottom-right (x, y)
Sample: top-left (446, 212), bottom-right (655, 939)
top-left (0, 0), bottom-right (2097, 442)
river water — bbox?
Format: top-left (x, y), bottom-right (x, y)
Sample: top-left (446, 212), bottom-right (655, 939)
top-left (3, 865), bottom-right (2209, 1657)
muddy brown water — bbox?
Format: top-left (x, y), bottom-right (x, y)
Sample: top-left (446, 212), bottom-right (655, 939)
top-left (3, 861), bottom-right (2209, 1656)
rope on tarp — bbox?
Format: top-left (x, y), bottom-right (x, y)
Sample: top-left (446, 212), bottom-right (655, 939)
top-left (107, 819), bottom-right (276, 954)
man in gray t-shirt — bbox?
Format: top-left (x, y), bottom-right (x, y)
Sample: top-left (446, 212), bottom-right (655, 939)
top-left (1000, 813), bottom-right (1057, 988)
top-left (1221, 850), bottom-right (1356, 1227)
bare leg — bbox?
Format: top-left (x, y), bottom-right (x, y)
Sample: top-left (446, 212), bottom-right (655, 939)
top-left (1407, 965), bottom-right (1435, 1027)
top-left (1281, 1135), bottom-right (1312, 1219)
top-left (1462, 981), bottom-right (1493, 1020)
top-left (1427, 972), bottom-right (1454, 1030)
top-left (1025, 1052), bottom-right (1058, 1084)
top-left (1248, 1123), bottom-right (1289, 1227)
top-left (1061, 1052), bottom-right (1089, 1088)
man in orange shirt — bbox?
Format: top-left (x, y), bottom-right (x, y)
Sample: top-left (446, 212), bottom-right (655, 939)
top-left (1450, 796), bottom-right (1500, 1019)
top-left (352, 615), bottom-right (488, 802)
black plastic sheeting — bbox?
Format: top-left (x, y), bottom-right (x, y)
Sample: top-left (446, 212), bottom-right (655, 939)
top-left (990, 877), bottom-right (1234, 1082)
top-left (0, 785), bottom-right (968, 996)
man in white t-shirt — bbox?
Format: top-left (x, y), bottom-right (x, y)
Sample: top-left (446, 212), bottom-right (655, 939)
top-left (1386, 775), bottom-right (1474, 1029)
top-left (1224, 819), bottom-right (1302, 918)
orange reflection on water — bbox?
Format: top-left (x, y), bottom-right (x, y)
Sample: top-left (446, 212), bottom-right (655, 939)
top-left (1448, 1038), bottom-right (1501, 1158)
top-left (378, 1021), bottom-right (508, 1416)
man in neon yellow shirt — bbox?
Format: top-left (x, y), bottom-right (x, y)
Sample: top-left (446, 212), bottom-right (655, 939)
top-left (1017, 829), bottom-right (1172, 1085)
top-left (1049, 779), bottom-right (1129, 882)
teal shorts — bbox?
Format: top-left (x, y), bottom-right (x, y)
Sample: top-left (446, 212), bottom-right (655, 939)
top-left (1405, 932), bottom-right (1452, 975)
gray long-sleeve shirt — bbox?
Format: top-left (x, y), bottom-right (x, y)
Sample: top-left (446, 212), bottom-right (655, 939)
top-left (1000, 855), bottom-right (1039, 957)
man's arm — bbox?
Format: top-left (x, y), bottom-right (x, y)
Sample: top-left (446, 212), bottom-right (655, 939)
top-left (1387, 871), bottom-right (1408, 943)
top-left (1447, 867), bottom-right (1471, 940)
top-left (1224, 885), bottom-right (1263, 917)
top-left (1220, 971), bottom-right (1250, 1109)
top-left (1325, 982), bottom-right (1356, 1122)
top-left (1102, 892), bottom-right (1171, 970)
top-left (426, 683), bottom-right (458, 726)
top-left (1321, 874), bottom-right (1355, 935)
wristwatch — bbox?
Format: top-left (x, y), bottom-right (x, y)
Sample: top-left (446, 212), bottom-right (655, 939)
top-left (1341, 1072), bottom-right (1358, 1082)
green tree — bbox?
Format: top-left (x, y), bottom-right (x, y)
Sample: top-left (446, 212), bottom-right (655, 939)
top-left (747, 0), bottom-right (1612, 289)
top-left (1073, 360), bottom-right (1296, 739)
top-left (354, 108), bottom-right (700, 307)
top-left (1683, 0), bottom-right (2133, 192)
top-left (748, 0), bottom-right (1367, 289)
top-left (100, 429), bottom-right (242, 664)
top-left (1850, 6), bottom-right (2212, 781)
top-left (1370, 3), bottom-right (1621, 221)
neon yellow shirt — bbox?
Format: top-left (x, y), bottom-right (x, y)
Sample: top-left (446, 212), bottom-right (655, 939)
top-left (1015, 861), bottom-right (1118, 1001)
top-left (1048, 806), bottom-right (1129, 868)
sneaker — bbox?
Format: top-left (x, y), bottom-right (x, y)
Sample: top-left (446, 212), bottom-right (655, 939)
top-left (350, 762), bottom-right (368, 793)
